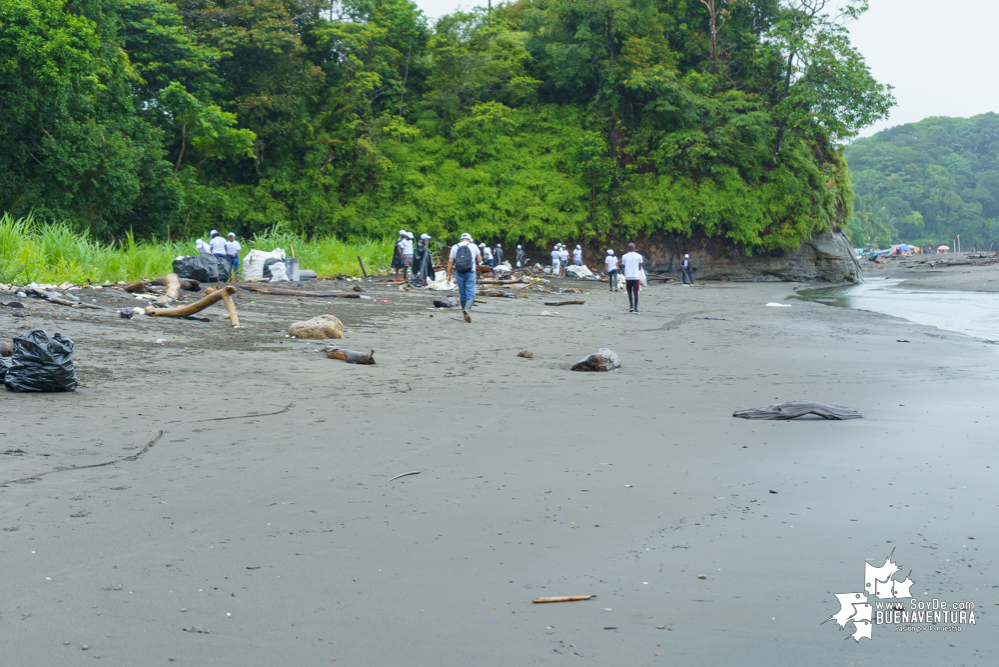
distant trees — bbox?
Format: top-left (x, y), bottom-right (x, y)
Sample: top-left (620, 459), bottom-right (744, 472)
top-left (844, 113), bottom-right (999, 249)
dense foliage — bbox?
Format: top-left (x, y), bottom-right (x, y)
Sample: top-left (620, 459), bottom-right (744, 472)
top-left (1, 0), bottom-right (892, 251)
top-left (844, 114), bottom-right (999, 249)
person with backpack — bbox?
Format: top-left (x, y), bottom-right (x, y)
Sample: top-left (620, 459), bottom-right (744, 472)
top-left (621, 243), bottom-right (644, 313)
top-left (447, 233), bottom-right (482, 323)
top-left (681, 253), bottom-right (694, 285)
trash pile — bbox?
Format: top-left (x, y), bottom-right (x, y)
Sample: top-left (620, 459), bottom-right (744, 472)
top-left (2, 330), bottom-right (78, 392)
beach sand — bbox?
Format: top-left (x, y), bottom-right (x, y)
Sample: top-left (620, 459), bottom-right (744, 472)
top-left (2, 277), bottom-right (997, 665)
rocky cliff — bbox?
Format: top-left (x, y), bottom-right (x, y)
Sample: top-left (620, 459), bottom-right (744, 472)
top-left (644, 230), bottom-right (862, 283)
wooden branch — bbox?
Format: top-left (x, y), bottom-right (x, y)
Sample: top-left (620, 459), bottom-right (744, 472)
top-left (733, 401), bottom-right (862, 420)
top-left (239, 286), bottom-right (360, 298)
top-left (164, 273), bottom-right (181, 300)
top-left (221, 292), bottom-right (240, 328)
top-left (325, 346), bottom-right (375, 364)
top-left (544, 300), bottom-right (585, 306)
top-left (532, 596), bottom-right (596, 604)
top-left (145, 285), bottom-right (236, 318)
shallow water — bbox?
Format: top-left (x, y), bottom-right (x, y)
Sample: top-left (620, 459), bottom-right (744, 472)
top-left (793, 278), bottom-right (999, 341)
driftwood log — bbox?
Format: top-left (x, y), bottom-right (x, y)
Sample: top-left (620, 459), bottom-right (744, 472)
top-left (164, 273), bottom-right (181, 299)
top-left (478, 289), bottom-right (528, 298)
top-left (239, 286), bottom-right (360, 298)
top-left (733, 401), bottom-right (863, 420)
top-left (205, 287), bottom-right (240, 327)
top-left (570, 348), bottom-right (621, 372)
top-left (26, 288), bottom-right (106, 310)
top-left (145, 285), bottom-right (237, 319)
top-left (544, 300), bottom-right (585, 306)
top-left (532, 596), bottom-right (596, 604)
top-left (324, 346), bottom-right (375, 364)
top-left (152, 275), bottom-right (201, 291)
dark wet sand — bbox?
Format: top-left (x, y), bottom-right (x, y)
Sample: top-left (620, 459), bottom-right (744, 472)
top-left (1, 279), bottom-right (997, 665)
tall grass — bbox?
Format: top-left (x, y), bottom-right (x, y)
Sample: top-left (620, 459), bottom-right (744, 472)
top-left (0, 214), bottom-right (393, 284)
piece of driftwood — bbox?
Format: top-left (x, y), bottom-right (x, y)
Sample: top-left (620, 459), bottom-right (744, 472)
top-left (163, 274), bottom-right (181, 299)
top-left (145, 285), bottom-right (236, 318)
top-left (532, 596), bottom-right (596, 604)
top-left (544, 300), bottom-right (585, 306)
top-left (239, 286), bottom-right (360, 298)
top-left (434, 296), bottom-right (460, 308)
top-left (478, 289), bottom-right (528, 298)
top-left (733, 401), bottom-right (863, 420)
top-left (517, 350), bottom-right (533, 358)
top-left (325, 345), bottom-right (375, 365)
top-left (152, 276), bottom-right (201, 291)
top-left (571, 348), bottom-right (621, 372)
top-left (28, 289), bottom-right (106, 310)
top-left (221, 292), bottom-right (239, 327)
top-left (123, 281), bottom-right (151, 293)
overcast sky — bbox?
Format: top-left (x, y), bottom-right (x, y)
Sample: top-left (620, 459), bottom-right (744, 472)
top-left (412, 0), bottom-right (999, 138)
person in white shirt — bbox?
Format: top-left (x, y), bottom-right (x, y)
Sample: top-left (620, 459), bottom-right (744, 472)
top-left (573, 245), bottom-right (583, 266)
top-left (621, 243), bottom-right (644, 313)
top-left (559, 244), bottom-right (569, 276)
top-left (208, 230), bottom-right (227, 258)
top-left (551, 244), bottom-right (561, 275)
top-left (392, 230), bottom-right (407, 280)
top-left (447, 233), bottom-right (483, 322)
top-left (604, 249), bottom-right (619, 291)
top-left (226, 233), bottom-right (242, 279)
top-left (481, 244), bottom-right (493, 267)
top-left (195, 238), bottom-right (210, 255)
top-left (681, 253), bottom-right (694, 285)
top-left (400, 232), bottom-right (414, 280)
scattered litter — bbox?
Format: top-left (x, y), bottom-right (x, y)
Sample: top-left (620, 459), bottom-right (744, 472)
top-left (516, 350), bottom-right (533, 359)
top-left (4, 330), bottom-right (78, 393)
top-left (182, 627), bottom-right (208, 634)
top-left (156, 339), bottom-right (167, 344)
top-left (12, 310), bottom-right (25, 317)
top-left (323, 345), bottom-right (375, 365)
top-left (656, 622), bottom-right (669, 629)
top-left (287, 315), bottom-right (344, 340)
top-left (280, 501), bottom-right (294, 505)
top-left (769, 490), bottom-right (778, 494)
top-left (388, 471), bottom-right (421, 483)
top-left (733, 401), bottom-right (862, 420)
top-left (377, 300), bottom-right (392, 304)
top-left (434, 297), bottom-right (460, 308)
top-left (624, 484), bottom-right (633, 488)
top-left (540, 310), bottom-right (553, 316)
top-left (598, 462), bottom-right (612, 465)
top-left (765, 303), bottom-right (792, 308)
top-left (570, 348), bottom-right (621, 372)
top-left (246, 566), bottom-right (261, 570)
top-left (698, 574), bottom-right (707, 579)
top-left (565, 264), bottom-right (594, 278)
top-left (532, 596), bottom-right (596, 604)
top-left (897, 339), bottom-right (910, 343)
top-left (119, 308), bottom-right (134, 319)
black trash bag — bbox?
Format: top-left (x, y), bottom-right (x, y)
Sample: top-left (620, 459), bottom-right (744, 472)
top-left (262, 257), bottom-right (282, 278)
top-left (4, 330), bottom-right (78, 393)
top-left (214, 254), bottom-right (231, 283)
top-left (0, 357), bottom-right (10, 383)
top-left (173, 252), bottom-right (220, 283)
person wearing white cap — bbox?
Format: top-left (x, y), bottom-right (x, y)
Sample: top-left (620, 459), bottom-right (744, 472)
top-left (605, 249), bottom-right (619, 291)
top-left (493, 243), bottom-right (503, 266)
top-left (412, 233), bottom-right (433, 287)
top-left (208, 229), bottom-right (226, 257)
top-left (515, 244), bottom-right (525, 268)
top-left (392, 230), bottom-right (408, 280)
top-left (551, 244), bottom-right (561, 275)
top-left (226, 232), bottom-right (242, 280)
top-left (681, 253), bottom-right (694, 285)
top-left (447, 233), bottom-right (482, 322)
top-left (559, 244), bottom-right (569, 276)
top-left (480, 243), bottom-right (493, 268)
top-left (573, 244), bottom-right (583, 266)
top-left (195, 238), bottom-right (211, 255)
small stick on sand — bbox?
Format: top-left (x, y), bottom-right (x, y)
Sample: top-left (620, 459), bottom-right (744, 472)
top-left (532, 596), bottom-right (596, 604)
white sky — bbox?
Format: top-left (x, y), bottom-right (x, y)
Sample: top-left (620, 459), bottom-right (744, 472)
top-left (412, 0), bottom-right (999, 137)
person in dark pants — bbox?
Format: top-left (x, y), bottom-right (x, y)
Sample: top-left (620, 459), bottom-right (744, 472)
top-left (604, 249), bottom-right (619, 291)
top-left (681, 253), bottom-right (694, 285)
top-left (621, 243), bottom-right (643, 313)
top-left (494, 243), bottom-right (504, 266)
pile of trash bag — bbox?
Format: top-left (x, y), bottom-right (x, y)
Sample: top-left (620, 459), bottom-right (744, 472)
top-left (4, 330), bottom-right (78, 392)
top-left (173, 252), bottom-right (230, 283)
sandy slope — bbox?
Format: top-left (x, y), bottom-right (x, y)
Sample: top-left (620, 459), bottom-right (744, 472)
top-left (1, 279), bottom-right (997, 665)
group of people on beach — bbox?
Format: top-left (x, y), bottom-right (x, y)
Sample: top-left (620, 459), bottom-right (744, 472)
top-left (549, 244), bottom-right (584, 276)
top-left (195, 229), bottom-right (241, 279)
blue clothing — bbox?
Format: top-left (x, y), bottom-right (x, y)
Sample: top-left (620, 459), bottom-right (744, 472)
top-left (455, 270), bottom-right (476, 306)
